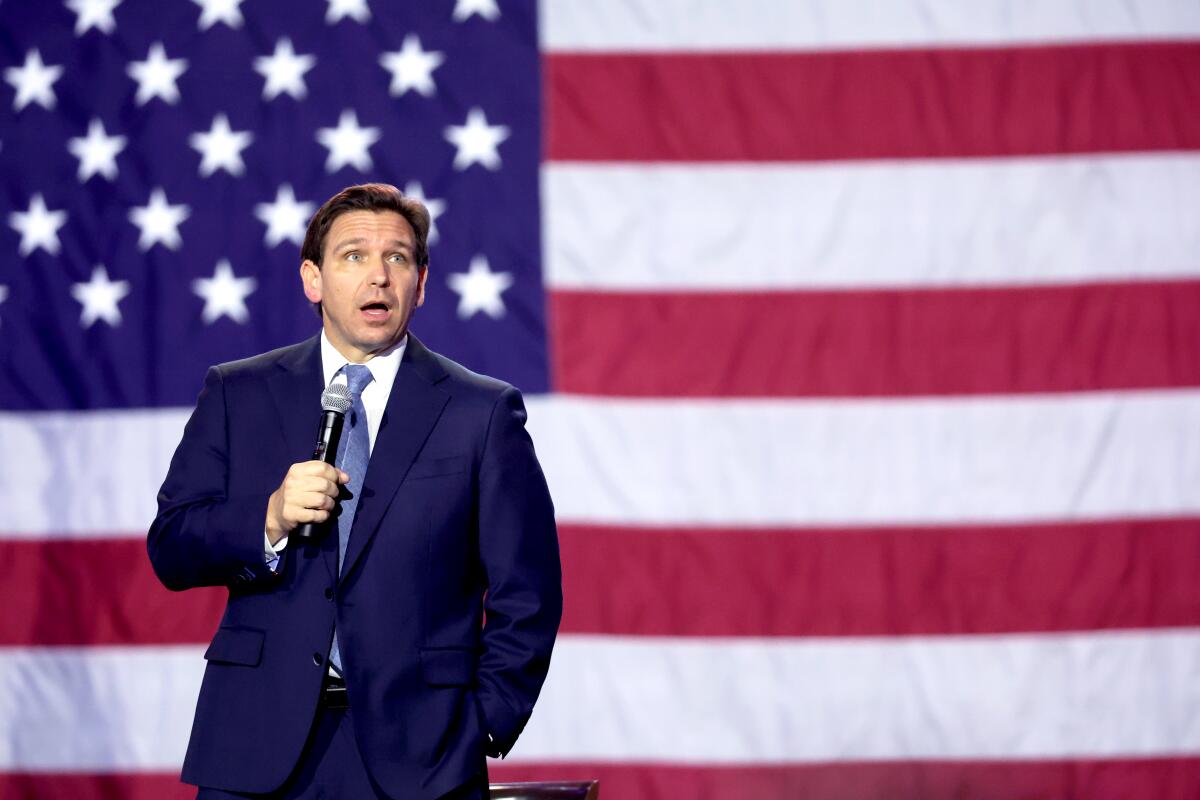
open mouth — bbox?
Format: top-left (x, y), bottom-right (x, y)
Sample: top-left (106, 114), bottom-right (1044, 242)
top-left (360, 302), bottom-right (390, 320)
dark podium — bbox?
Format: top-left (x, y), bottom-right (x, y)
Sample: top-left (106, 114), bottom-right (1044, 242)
top-left (489, 781), bottom-right (599, 800)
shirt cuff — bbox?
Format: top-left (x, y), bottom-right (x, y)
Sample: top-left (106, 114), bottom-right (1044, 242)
top-left (264, 532), bottom-right (288, 572)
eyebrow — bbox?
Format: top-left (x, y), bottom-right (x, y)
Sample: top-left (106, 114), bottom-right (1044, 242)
top-left (332, 238), bottom-right (413, 253)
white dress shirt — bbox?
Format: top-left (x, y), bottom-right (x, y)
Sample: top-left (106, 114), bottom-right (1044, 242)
top-left (264, 331), bottom-right (408, 563)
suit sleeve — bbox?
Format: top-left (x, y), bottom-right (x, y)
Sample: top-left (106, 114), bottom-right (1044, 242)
top-left (147, 366), bottom-right (279, 591)
top-left (475, 386), bottom-right (563, 756)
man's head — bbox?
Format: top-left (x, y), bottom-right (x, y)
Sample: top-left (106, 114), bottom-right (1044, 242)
top-left (300, 183), bottom-right (431, 363)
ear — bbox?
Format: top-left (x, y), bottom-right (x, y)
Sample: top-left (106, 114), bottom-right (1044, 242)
top-left (300, 260), bottom-right (322, 304)
top-left (414, 265), bottom-right (428, 308)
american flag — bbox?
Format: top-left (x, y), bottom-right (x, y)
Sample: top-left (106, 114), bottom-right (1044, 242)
top-left (3, 1), bottom-right (1200, 798)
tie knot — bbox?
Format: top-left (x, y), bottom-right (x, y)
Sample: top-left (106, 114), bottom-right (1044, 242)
top-left (342, 364), bottom-right (373, 397)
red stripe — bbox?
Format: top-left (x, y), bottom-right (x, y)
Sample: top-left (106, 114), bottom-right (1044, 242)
top-left (6, 517), bottom-right (1199, 644)
top-left (6, 759), bottom-right (1198, 800)
top-left (491, 759), bottom-right (1200, 800)
top-left (559, 519), bottom-right (1200, 637)
top-left (0, 537), bottom-right (224, 646)
top-left (546, 43), bottom-right (1200, 162)
top-left (549, 281), bottom-right (1200, 397)
top-left (0, 773), bottom-right (191, 800)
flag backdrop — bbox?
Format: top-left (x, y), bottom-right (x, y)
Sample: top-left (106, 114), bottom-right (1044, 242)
top-left (3, 0), bottom-right (1200, 797)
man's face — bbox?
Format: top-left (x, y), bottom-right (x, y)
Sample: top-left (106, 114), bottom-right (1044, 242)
top-left (300, 209), bottom-right (428, 363)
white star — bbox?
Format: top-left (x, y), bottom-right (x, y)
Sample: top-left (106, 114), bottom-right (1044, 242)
top-left (4, 50), bottom-right (64, 112)
top-left (447, 255), bottom-right (513, 319)
top-left (129, 188), bottom-right (190, 251)
top-left (189, 114), bottom-right (253, 177)
top-left (403, 181), bottom-right (446, 245)
top-left (452, 0), bottom-right (500, 22)
top-left (9, 194), bottom-right (67, 256)
top-left (379, 35), bottom-right (444, 98)
top-left (67, 118), bottom-right (126, 182)
top-left (254, 38), bottom-right (316, 101)
top-left (315, 109), bottom-right (381, 173)
top-left (71, 265), bottom-right (130, 328)
top-left (325, 0), bottom-right (370, 24)
top-left (193, 259), bottom-right (256, 324)
top-left (255, 184), bottom-right (315, 248)
top-left (127, 42), bottom-right (187, 106)
top-left (66, 0), bottom-right (122, 35)
top-left (192, 0), bottom-right (244, 29)
top-left (444, 107), bottom-right (510, 171)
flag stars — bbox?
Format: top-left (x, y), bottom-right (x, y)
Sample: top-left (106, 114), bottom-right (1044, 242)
top-left (128, 42), bottom-right (187, 105)
top-left (129, 188), bottom-right (190, 251)
top-left (453, 0), bottom-right (500, 22)
top-left (4, 50), bottom-right (64, 112)
top-left (256, 185), bottom-right (315, 248)
top-left (326, 0), bottom-right (370, 24)
top-left (193, 259), bottom-right (256, 324)
top-left (71, 265), bottom-right (130, 328)
top-left (66, 0), bottom-right (122, 35)
top-left (255, 38), bottom-right (316, 101)
top-left (403, 181), bottom-right (446, 245)
top-left (9, 194), bottom-right (67, 256)
top-left (380, 35), bottom-right (444, 97)
top-left (190, 114), bottom-right (253, 177)
top-left (67, 119), bottom-right (126, 182)
top-left (447, 255), bottom-right (512, 319)
top-left (444, 107), bottom-right (510, 171)
top-left (316, 109), bottom-right (381, 173)
top-left (192, 0), bottom-right (244, 30)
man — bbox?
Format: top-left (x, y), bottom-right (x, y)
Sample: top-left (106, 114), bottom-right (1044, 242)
top-left (148, 183), bottom-right (562, 799)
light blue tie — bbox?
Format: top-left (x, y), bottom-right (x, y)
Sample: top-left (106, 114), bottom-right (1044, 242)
top-left (329, 364), bottom-right (373, 673)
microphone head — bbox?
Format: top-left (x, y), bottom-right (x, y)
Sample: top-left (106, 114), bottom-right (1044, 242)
top-left (320, 382), bottom-right (353, 414)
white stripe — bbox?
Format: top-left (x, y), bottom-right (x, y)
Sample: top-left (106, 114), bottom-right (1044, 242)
top-left (544, 155), bottom-right (1200, 290)
top-left (541, 0), bottom-right (1200, 52)
top-left (3, 631), bottom-right (1199, 769)
top-left (7, 390), bottom-right (1200, 535)
top-left (4, 408), bottom-right (186, 539)
top-left (516, 631), bottom-right (1200, 762)
top-left (0, 645), bottom-right (202, 771)
top-left (525, 390), bottom-right (1200, 527)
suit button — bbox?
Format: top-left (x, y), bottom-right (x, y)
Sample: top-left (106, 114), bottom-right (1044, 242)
top-left (324, 587), bottom-right (334, 600)
top-left (313, 653), bottom-right (323, 666)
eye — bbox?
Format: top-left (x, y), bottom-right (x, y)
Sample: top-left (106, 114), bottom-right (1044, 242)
top-left (388, 253), bottom-right (408, 264)
top-left (345, 251), bottom-right (362, 262)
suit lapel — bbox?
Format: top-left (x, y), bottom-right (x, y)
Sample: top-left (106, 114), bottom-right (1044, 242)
top-left (266, 334), bottom-right (324, 459)
top-left (341, 334), bottom-right (449, 581)
top-left (266, 334), bottom-right (338, 580)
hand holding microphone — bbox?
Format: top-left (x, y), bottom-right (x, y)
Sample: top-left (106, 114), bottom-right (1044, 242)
top-left (265, 383), bottom-right (354, 544)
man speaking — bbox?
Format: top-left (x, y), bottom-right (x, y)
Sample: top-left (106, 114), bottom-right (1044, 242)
top-left (148, 183), bottom-right (562, 799)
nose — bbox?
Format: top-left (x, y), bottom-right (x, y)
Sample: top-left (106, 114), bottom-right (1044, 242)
top-left (367, 254), bottom-right (391, 287)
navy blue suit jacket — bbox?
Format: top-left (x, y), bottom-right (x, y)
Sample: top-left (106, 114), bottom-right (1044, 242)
top-left (148, 334), bottom-right (562, 798)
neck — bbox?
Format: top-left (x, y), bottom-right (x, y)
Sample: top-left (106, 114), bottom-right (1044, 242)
top-left (324, 330), bottom-right (407, 364)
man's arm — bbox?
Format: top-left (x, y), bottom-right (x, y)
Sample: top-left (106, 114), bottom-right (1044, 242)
top-left (147, 366), bottom-right (345, 590)
top-left (148, 366), bottom-right (278, 590)
top-left (475, 386), bottom-right (563, 757)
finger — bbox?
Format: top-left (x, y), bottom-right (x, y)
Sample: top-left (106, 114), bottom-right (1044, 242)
top-left (291, 475), bottom-right (341, 496)
top-left (298, 491), bottom-right (335, 510)
top-left (338, 469), bottom-right (350, 484)
top-left (295, 461), bottom-right (340, 480)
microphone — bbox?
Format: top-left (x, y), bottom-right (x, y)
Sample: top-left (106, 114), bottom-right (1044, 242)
top-left (292, 383), bottom-right (353, 541)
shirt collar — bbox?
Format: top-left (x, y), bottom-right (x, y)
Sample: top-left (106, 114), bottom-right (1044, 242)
top-left (319, 330), bottom-right (407, 394)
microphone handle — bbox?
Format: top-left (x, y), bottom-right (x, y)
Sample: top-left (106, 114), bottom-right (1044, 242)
top-left (292, 409), bottom-right (345, 541)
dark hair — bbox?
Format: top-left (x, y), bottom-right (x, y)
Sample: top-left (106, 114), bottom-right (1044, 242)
top-left (301, 183), bottom-right (431, 269)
